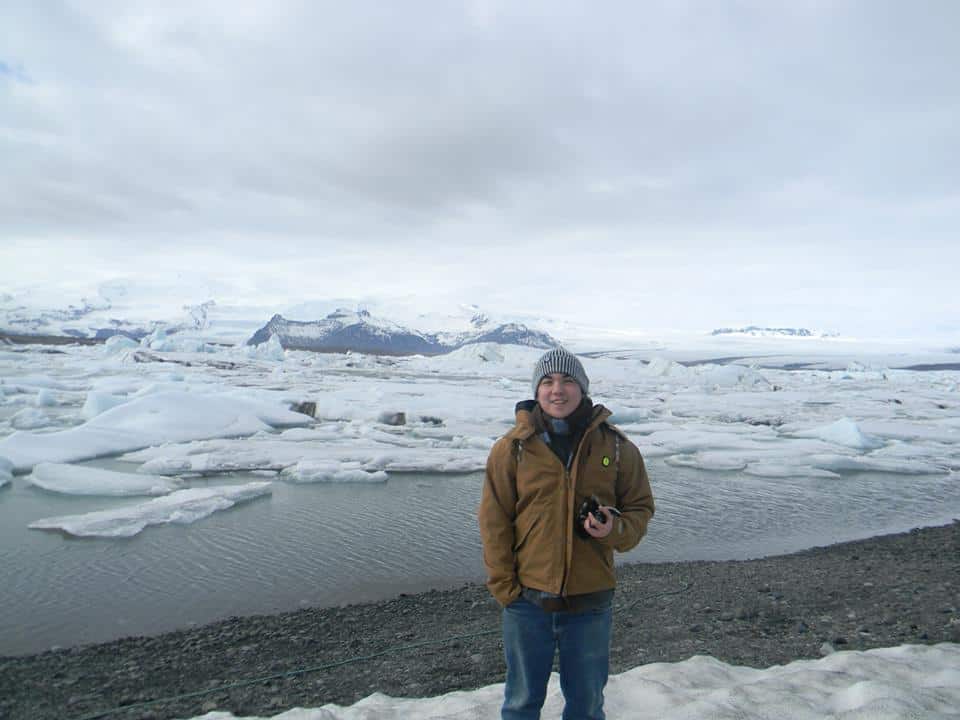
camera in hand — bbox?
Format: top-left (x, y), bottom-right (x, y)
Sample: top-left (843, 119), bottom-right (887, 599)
top-left (575, 495), bottom-right (615, 538)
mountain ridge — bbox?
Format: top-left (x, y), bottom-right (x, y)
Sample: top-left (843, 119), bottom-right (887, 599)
top-left (247, 309), bottom-right (558, 355)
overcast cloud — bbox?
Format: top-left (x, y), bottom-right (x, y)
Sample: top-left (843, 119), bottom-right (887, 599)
top-left (2, 1), bottom-right (958, 338)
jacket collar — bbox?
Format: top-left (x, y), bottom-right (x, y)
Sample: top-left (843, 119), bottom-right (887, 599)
top-left (505, 399), bottom-right (611, 441)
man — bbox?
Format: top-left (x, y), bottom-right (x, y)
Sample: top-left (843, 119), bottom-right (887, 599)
top-left (478, 347), bottom-right (655, 720)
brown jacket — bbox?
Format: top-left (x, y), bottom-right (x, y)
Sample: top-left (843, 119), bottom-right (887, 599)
top-left (478, 401), bottom-right (655, 607)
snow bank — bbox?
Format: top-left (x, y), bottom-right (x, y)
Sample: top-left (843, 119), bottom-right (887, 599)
top-left (28, 462), bottom-right (181, 496)
top-left (0, 391), bottom-right (312, 472)
top-left (187, 643), bottom-right (960, 720)
top-left (28, 482), bottom-right (272, 537)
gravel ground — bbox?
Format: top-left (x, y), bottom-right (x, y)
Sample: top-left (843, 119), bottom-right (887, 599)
top-left (2, 521), bottom-right (958, 720)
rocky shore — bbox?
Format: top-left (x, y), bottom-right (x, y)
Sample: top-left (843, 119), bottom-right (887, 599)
top-left (2, 521), bottom-right (958, 720)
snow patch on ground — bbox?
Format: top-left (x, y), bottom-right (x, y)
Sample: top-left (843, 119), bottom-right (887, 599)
top-left (187, 643), bottom-right (960, 720)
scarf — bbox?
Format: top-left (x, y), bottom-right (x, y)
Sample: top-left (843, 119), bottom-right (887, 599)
top-left (533, 398), bottom-right (595, 469)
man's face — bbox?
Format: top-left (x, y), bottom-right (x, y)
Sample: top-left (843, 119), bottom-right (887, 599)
top-left (536, 372), bottom-right (583, 419)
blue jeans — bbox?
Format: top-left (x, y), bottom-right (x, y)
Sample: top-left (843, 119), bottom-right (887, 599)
top-left (501, 596), bottom-right (612, 720)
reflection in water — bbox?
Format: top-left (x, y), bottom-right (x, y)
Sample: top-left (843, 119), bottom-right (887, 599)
top-left (1, 461), bottom-right (959, 655)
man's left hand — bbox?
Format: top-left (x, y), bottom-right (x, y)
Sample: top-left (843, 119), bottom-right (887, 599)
top-left (583, 506), bottom-right (615, 538)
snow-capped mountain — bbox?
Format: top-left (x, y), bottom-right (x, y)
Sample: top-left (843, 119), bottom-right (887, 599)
top-left (247, 309), bottom-right (558, 354)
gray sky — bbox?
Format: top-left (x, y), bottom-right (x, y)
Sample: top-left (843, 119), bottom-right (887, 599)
top-left (2, 1), bottom-right (958, 339)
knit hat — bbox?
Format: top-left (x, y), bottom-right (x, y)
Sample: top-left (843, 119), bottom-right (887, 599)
top-left (531, 347), bottom-right (590, 396)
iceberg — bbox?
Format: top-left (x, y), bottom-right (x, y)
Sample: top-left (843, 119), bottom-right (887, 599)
top-left (784, 417), bottom-right (885, 450)
top-left (33, 388), bottom-right (58, 407)
top-left (0, 456), bottom-right (12, 488)
top-left (0, 391), bottom-right (312, 472)
top-left (103, 334), bottom-right (139, 355)
top-left (81, 391), bottom-right (129, 419)
top-left (243, 334), bottom-right (286, 361)
top-left (28, 482), bottom-right (273, 538)
top-left (700, 364), bottom-right (769, 389)
top-left (28, 462), bottom-right (181, 496)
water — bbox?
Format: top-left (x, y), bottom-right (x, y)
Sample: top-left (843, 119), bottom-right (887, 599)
top-left (2, 460), bottom-right (959, 656)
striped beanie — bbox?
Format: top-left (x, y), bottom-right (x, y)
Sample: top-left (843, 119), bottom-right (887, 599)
top-left (531, 347), bottom-right (590, 396)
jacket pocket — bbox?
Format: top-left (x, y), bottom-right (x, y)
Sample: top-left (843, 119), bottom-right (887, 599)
top-left (513, 510), bottom-right (541, 553)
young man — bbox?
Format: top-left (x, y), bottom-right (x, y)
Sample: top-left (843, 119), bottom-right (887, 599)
top-left (479, 347), bottom-right (655, 720)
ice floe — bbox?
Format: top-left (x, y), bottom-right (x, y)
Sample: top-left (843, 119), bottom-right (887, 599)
top-left (33, 388), bottom-right (58, 407)
top-left (27, 462), bottom-right (181, 496)
top-left (281, 460), bottom-right (388, 483)
top-left (187, 643), bottom-right (960, 720)
top-left (783, 417), bottom-right (885, 450)
top-left (0, 391), bottom-right (312, 471)
top-left (81, 391), bottom-right (129, 419)
top-left (0, 456), bottom-right (12, 488)
top-left (103, 334), bottom-right (140, 355)
top-left (11, 407), bottom-right (52, 430)
top-left (28, 482), bottom-right (273, 537)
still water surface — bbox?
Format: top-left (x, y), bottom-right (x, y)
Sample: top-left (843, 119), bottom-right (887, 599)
top-left (2, 460), bottom-right (958, 655)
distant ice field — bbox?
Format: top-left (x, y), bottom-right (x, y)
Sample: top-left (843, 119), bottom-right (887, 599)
top-left (0, 338), bottom-right (958, 655)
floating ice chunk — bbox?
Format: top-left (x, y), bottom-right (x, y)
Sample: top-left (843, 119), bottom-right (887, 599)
top-left (449, 434), bottom-right (498, 450)
top-left (244, 334), bottom-right (285, 361)
top-left (81, 392), bottom-right (128, 419)
top-left (156, 336), bottom-right (211, 353)
top-left (609, 407), bottom-right (654, 423)
top-left (28, 462), bottom-right (181, 496)
top-left (103, 334), bottom-right (139, 355)
top-left (11, 407), bottom-right (51, 430)
top-left (810, 454), bottom-right (948, 475)
top-left (457, 343), bottom-right (505, 363)
top-left (139, 327), bottom-right (166, 348)
top-left (0, 391), bottom-right (312, 472)
top-left (29, 482), bottom-right (272, 538)
top-left (743, 462), bottom-right (841, 479)
top-left (700, 364), bottom-right (769, 389)
top-left (645, 356), bottom-right (688, 377)
top-left (140, 450), bottom-right (284, 476)
top-left (34, 389), bottom-right (58, 407)
top-left (277, 427), bottom-right (323, 441)
top-left (138, 457), bottom-right (195, 475)
top-left (281, 461), bottom-right (387, 483)
top-left (635, 444), bottom-right (671, 458)
top-left (4, 375), bottom-right (74, 391)
top-left (665, 453), bottom-right (747, 471)
top-left (0, 456), bottom-right (12, 488)
top-left (786, 417), bottom-right (884, 450)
